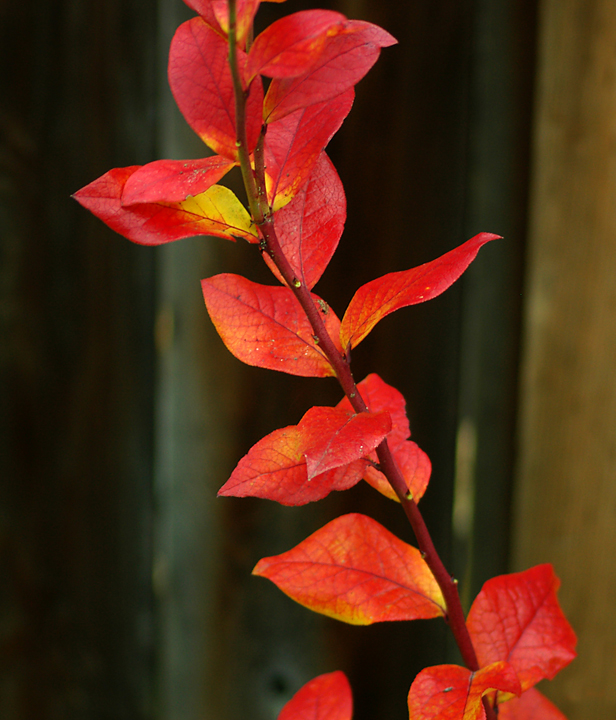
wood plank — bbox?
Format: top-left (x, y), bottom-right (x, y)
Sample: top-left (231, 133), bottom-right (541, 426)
top-left (512, 1), bottom-right (616, 717)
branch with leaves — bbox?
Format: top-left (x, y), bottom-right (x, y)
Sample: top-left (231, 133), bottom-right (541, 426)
top-left (74, 1), bottom-right (576, 718)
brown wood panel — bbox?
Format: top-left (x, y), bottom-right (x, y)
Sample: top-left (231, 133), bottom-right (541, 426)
top-left (512, 1), bottom-right (616, 717)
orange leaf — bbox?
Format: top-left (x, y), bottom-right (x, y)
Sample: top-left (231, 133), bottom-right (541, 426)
top-left (467, 564), bottom-right (577, 694)
top-left (201, 274), bottom-right (342, 377)
top-left (300, 406), bottom-right (391, 479)
top-left (218, 407), bottom-right (388, 505)
top-left (279, 671), bottom-right (352, 720)
top-left (253, 513), bottom-right (446, 624)
top-left (498, 688), bottom-right (568, 720)
top-left (364, 440), bottom-right (431, 503)
top-left (339, 233), bottom-right (499, 351)
top-left (407, 662), bottom-right (521, 720)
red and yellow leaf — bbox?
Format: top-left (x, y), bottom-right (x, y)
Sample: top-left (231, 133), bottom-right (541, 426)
top-left (73, 166), bottom-right (257, 245)
top-left (253, 513), bottom-right (446, 624)
top-left (219, 406), bottom-right (387, 505)
top-left (121, 156), bottom-right (236, 205)
top-left (467, 564), bottom-right (577, 694)
top-left (407, 662), bottom-right (521, 720)
top-left (279, 671), bottom-right (352, 720)
top-left (264, 153), bottom-right (346, 288)
top-left (264, 91), bottom-right (354, 210)
top-left (300, 406), bottom-right (391, 479)
top-left (182, 0), bottom-right (222, 32)
top-left (169, 17), bottom-right (263, 159)
top-left (263, 20), bottom-right (397, 122)
top-left (339, 233), bottom-right (499, 351)
top-left (364, 440), bottom-right (431, 503)
top-left (247, 9), bottom-right (346, 81)
top-left (211, 0), bottom-right (260, 47)
top-left (201, 274), bottom-right (342, 377)
top-left (498, 688), bottom-right (567, 720)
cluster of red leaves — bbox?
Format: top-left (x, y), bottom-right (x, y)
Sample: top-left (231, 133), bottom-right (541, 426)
top-left (73, 1), bottom-right (576, 719)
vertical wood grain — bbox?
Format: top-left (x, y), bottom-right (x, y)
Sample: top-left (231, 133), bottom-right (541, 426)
top-left (512, 1), bottom-right (616, 716)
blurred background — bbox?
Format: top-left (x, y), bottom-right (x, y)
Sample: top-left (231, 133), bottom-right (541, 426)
top-left (1, 0), bottom-right (615, 718)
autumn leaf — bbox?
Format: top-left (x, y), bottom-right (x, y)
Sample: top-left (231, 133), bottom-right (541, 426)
top-left (498, 688), bottom-right (568, 720)
top-left (300, 406), bottom-right (391, 479)
top-left (211, 0), bottom-right (261, 47)
top-left (467, 564), bottom-right (577, 695)
top-left (247, 9), bottom-right (346, 82)
top-left (263, 20), bottom-right (397, 122)
top-left (407, 662), bottom-right (521, 720)
top-left (279, 671), bottom-right (352, 720)
top-left (201, 274), bottom-right (342, 377)
top-left (253, 513), bottom-right (446, 624)
top-left (264, 91), bottom-right (354, 209)
top-left (73, 166), bottom-right (257, 245)
top-left (218, 407), bottom-right (389, 505)
top-left (364, 439), bottom-right (431, 503)
top-left (264, 153), bottom-right (346, 288)
top-left (336, 374), bottom-right (431, 502)
top-left (169, 17), bottom-right (264, 159)
top-left (339, 233), bottom-right (499, 351)
top-left (121, 155), bottom-right (236, 205)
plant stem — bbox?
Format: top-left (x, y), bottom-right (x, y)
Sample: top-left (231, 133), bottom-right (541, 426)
top-left (227, 6), bottom-right (496, 718)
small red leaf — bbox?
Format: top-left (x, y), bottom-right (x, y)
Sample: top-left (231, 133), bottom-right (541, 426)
top-left (364, 440), bottom-right (431, 503)
top-left (407, 662), bottom-right (521, 720)
top-left (182, 0), bottom-right (222, 31)
top-left (264, 91), bottom-right (354, 209)
top-left (264, 20), bottom-right (396, 122)
top-left (211, 0), bottom-right (260, 46)
top-left (337, 373), bottom-right (410, 445)
top-left (218, 409), bottom-right (379, 506)
top-left (467, 564), bottom-right (577, 694)
top-left (73, 167), bottom-right (256, 245)
top-left (169, 18), bottom-right (263, 159)
top-left (253, 513), bottom-right (446, 624)
top-left (122, 156), bottom-right (235, 205)
top-left (265, 154), bottom-right (346, 288)
top-left (339, 233), bottom-right (499, 351)
top-left (247, 10), bottom-right (346, 81)
top-left (498, 688), bottom-right (567, 720)
top-left (300, 406), bottom-right (391, 479)
top-left (201, 274), bottom-right (342, 377)
top-left (279, 671), bottom-right (352, 720)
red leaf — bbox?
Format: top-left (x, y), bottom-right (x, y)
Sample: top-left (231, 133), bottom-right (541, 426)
top-left (467, 565), bottom-right (577, 694)
top-left (169, 18), bottom-right (263, 159)
top-left (364, 440), bottom-right (431, 503)
top-left (211, 0), bottom-right (260, 46)
top-left (182, 0), bottom-right (222, 31)
top-left (264, 90), bottom-right (354, 209)
top-left (73, 166), bottom-right (257, 245)
top-left (201, 274), bottom-right (342, 377)
top-left (122, 156), bottom-right (235, 205)
top-left (338, 374), bottom-right (410, 445)
top-left (219, 406), bottom-right (387, 505)
top-left (498, 689), bottom-right (567, 720)
top-left (339, 233), bottom-right (499, 351)
top-left (407, 662), bottom-right (521, 720)
top-left (253, 513), bottom-right (446, 624)
top-left (264, 154), bottom-right (346, 288)
top-left (300, 406), bottom-right (391, 479)
top-left (264, 20), bottom-right (397, 122)
top-left (279, 671), bottom-right (352, 720)
top-left (247, 9), bottom-right (346, 81)
top-left (219, 423), bottom-right (367, 505)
